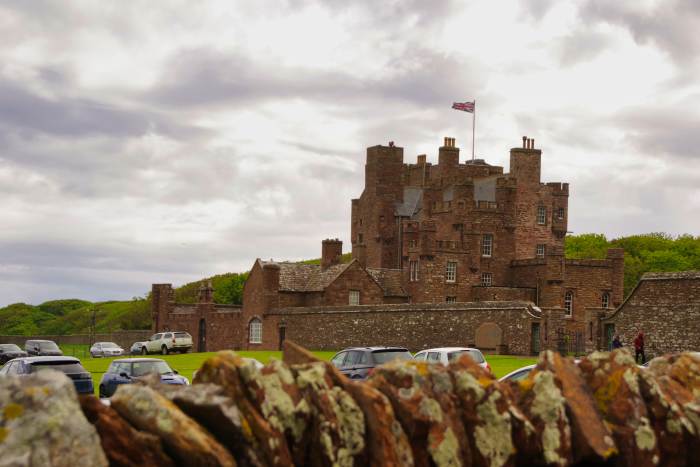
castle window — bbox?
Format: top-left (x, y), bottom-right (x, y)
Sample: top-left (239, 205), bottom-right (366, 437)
top-left (481, 234), bottom-right (493, 257)
top-left (446, 296), bottom-right (457, 303)
top-left (564, 291), bottom-right (574, 317)
top-left (481, 272), bottom-right (492, 287)
top-left (359, 218), bottom-right (363, 226)
top-left (358, 233), bottom-right (363, 243)
top-left (537, 205), bottom-right (547, 225)
top-left (409, 260), bottom-right (420, 281)
top-left (536, 244), bottom-right (546, 258)
top-left (602, 292), bottom-right (610, 309)
top-left (446, 261), bottom-right (457, 282)
top-left (408, 239), bottom-right (417, 248)
top-left (249, 318), bottom-right (262, 344)
top-left (349, 290), bottom-right (360, 305)
top-left (557, 207), bottom-right (565, 220)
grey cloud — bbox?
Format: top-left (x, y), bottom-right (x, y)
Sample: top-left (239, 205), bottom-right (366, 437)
top-left (0, 76), bottom-right (205, 140)
top-left (519, 0), bottom-right (557, 21)
top-left (578, 0), bottom-right (700, 65)
top-left (556, 29), bottom-right (613, 66)
top-left (147, 47), bottom-right (483, 111)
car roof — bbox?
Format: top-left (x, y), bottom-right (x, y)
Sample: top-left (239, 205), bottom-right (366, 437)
top-left (111, 358), bottom-right (167, 363)
top-left (416, 347), bottom-right (483, 353)
top-left (25, 339), bottom-right (55, 343)
top-left (10, 356), bottom-right (79, 363)
top-left (94, 342), bottom-right (119, 345)
top-left (338, 346), bottom-right (409, 352)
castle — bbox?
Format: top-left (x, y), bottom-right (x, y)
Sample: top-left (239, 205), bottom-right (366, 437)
top-left (151, 136), bottom-right (631, 355)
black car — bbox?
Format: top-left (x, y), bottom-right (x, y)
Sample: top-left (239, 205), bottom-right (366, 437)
top-left (98, 358), bottom-right (189, 398)
top-left (25, 339), bottom-right (63, 356)
top-left (0, 356), bottom-right (94, 394)
top-left (0, 344), bottom-right (28, 364)
top-left (330, 347), bottom-right (413, 380)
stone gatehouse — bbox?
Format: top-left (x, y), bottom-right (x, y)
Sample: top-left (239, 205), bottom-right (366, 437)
top-left (151, 135), bottom-right (627, 355)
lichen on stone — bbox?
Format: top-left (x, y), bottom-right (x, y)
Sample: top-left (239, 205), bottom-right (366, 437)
top-left (454, 370), bottom-right (485, 400)
top-left (531, 370), bottom-right (569, 466)
top-left (419, 397), bottom-right (444, 423)
top-left (474, 391), bottom-right (513, 467)
top-left (634, 416), bottom-right (656, 451)
top-left (428, 427), bottom-right (461, 467)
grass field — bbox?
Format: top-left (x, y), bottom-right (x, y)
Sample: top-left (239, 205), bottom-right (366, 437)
top-left (57, 344), bottom-right (537, 395)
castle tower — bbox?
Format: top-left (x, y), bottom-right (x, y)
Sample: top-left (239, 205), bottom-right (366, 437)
top-left (351, 144), bottom-right (404, 269)
top-left (151, 284), bottom-right (174, 332)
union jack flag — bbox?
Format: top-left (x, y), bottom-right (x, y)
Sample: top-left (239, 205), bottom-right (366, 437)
top-left (452, 101), bottom-right (475, 113)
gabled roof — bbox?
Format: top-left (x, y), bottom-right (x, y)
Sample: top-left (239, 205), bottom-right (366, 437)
top-left (259, 260), bottom-right (352, 292)
top-left (366, 268), bottom-right (408, 297)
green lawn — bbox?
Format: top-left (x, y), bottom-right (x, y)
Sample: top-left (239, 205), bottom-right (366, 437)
top-left (60, 345), bottom-right (536, 395)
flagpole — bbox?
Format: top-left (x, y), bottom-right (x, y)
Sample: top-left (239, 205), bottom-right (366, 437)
top-left (471, 99), bottom-right (476, 161)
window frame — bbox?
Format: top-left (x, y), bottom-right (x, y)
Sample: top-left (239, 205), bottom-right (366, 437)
top-left (249, 318), bottom-right (262, 344)
top-left (537, 205), bottom-right (547, 225)
top-left (602, 292), bottom-right (610, 309)
top-left (556, 207), bottom-right (565, 220)
top-left (445, 261), bottom-right (457, 283)
top-left (536, 244), bottom-right (546, 258)
top-left (481, 234), bottom-right (493, 257)
top-left (349, 289), bottom-right (360, 306)
top-left (564, 291), bottom-right (574, 317)
top-left (409, 260), bottom-right (419, 282)
top-left (481, 272), bottom-right (493, 287)
top-left (446, 296), bottom-right (457, 303)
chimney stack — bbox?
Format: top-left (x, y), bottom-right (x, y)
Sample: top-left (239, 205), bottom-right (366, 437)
top-left (321, 238), bottom-right (343, 270)
top-left (522, 136), bottom-right (527, 148)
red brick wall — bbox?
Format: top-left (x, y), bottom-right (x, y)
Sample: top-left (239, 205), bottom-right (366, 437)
top-left (323, 262), bottom-right (385, 306)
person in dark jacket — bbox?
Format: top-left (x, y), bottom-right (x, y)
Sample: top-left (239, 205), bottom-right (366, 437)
top-left (612, 334), bottom-right (622, 349)
top-left (634, 330), bottom-right (645, 364)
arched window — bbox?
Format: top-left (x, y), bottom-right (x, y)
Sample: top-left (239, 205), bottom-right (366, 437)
top-left (249, 318), bottom-right (262, 344)
top-left (564, 291), bottom-right (573, 317)
top-left (602, 292), bottom-right (610, 309)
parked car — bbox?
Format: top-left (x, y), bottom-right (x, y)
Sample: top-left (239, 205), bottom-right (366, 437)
top-left (90, 342), bottom-right (124, 358)
top-left (499, 364), bottom-right (536, 382)
top-left (0, 356), bottom-right (93, 394)
top-left (24, 339), bottom-right (63, 356)
top-left (330, 347), bottom-right (413, 380)
top-left (142, 332), bottom-right (193, 355)
top-left (130, 341), bottom-right (147, 355)
top-left (0, 344), bottom-right (28, 364)
top-left (413, 347), bottom-right (491, 373)
top-left (98, 358), bottom-right (189, 398)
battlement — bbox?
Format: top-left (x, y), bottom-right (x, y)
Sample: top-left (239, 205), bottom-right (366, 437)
top-left (547, 182), bottom-right (570, 195)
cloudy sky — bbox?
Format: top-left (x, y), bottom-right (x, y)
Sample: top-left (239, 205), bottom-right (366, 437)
top-left (1, 0), bottom-right (699, 306)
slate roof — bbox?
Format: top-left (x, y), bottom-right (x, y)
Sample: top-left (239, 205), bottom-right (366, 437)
top-left (395, 187), bottom-right (423, 217)
top-left (641, 271), bottom-right (700, 281)
top-left (366, 268), bottom-right (408, 297)
top-left (260, 261), bottom-right (351, 292)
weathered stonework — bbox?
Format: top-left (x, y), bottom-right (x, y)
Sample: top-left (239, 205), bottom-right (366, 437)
top-left (151, 136), bottom-right (626, 355)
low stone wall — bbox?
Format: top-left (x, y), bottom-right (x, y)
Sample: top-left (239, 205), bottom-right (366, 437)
top-left (3, 343), bottom-right (699, 466)
top-left (266, 301), bottom-right (541, 355)
top-left (0, 330), bottom-right (152, 351)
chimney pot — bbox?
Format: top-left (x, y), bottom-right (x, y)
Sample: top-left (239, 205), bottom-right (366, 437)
top-left (532, 138), bottom-right (535, 149)
top-left (522, 136), bottom-right (527, 148)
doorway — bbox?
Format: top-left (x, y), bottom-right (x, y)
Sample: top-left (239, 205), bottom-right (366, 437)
top-left (604, 324), bottom-right (615, 351)
top-left (531, 322), bottom-right (541, 355)
top-left (278, 325), bottom-right (286, 351)
top-left (198, 318), bottom-right (206, 352)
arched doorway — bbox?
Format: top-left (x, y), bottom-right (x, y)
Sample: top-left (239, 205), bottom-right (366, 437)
top-left (198, 318), bottom-right (206, 352)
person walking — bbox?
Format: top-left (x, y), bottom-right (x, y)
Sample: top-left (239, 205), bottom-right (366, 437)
top-left (612, 334), bottom-right (622, 350)
top-left (634, 330), bottom-right (645, 364)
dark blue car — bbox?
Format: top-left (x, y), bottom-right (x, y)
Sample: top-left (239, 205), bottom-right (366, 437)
top-left (99, 358), bottom-right (188, 398)
top-left (0, 356), bottom-right (94, 394)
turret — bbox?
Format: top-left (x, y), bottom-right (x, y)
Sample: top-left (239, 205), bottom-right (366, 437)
top-left (321, 239), bottom-right (343, 270)
top-left (151, 284), bottom-right (173, 332)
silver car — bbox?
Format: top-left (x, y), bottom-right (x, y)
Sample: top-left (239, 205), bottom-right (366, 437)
top-left (90, 342), bottom-right (124, 358)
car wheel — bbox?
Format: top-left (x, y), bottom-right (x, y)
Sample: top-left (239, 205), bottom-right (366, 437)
top-left (141, 347), bottom-right (148, 355)
top-left (161, 345), bottom-right (168, 355)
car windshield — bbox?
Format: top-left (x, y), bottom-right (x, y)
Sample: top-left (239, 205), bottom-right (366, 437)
top-left (38, 342), bottom-right (60, 351)
top-left (448, 350), bottom-right (485, 364)
top-left (0, 344), bottom-right (21, 352)
top-left (174, 332), bottom-right (189, 338)
top-left (372, 350), bottom-right (412, 364)
top-left (101, 342), bottom-right (119, 348)
top-left (30, 361), bottom-right (86, 374)
top-left (506, 368), bottom-right (532, 381)
top-left (132, 361), bottom-right (174, 377)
